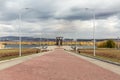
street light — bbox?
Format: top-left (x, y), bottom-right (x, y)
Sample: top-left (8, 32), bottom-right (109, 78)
top-left (75, 33), bottom-right (77, 53)
top-left (39, 32), bottom-right (42, 53)
top-left (18, 8), bottom-right (30, 56)
top-left (117, 37), bottom-right (119, 49)
top-left (85, 8), bottom-right (96, 56)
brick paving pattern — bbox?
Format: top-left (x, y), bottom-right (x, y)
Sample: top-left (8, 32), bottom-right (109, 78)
top-left (0, 49), bottom-right (119, 80)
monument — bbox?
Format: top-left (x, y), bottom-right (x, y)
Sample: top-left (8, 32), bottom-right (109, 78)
top-left (56, 37), bottom-right (63, 46)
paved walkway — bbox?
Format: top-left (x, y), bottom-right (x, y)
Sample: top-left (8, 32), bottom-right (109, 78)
top-left (0, 49), bottom-right (120, 80)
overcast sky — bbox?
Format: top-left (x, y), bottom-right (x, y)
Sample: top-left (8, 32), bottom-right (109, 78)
top-left (0, 0), bottom-right (120, 39)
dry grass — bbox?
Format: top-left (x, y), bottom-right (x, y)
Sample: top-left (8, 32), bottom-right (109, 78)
top-left (77, 49), bottom-right (120, 63)
top-left (0, 48), bottom-right (41, 61)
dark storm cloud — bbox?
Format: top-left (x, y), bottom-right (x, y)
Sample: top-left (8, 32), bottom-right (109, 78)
top-left (0, 0), bottom-right (120, 38)
top-left (0, 0), bottom-right (120, 22)
top-left (0, 0), bottom-right (19, 21)
top-left (0, 0), bottom-right (56, 22)
top-left (0, 12), bottom-right (18, 21)
top-left (95, 9), bottom-right (120, 19)
top-left (19, 10), bottom-right (55, 22)
top-left (55, 7), bottom-right (120, 21)
top-left (54, 7), bottom-right (92, 20)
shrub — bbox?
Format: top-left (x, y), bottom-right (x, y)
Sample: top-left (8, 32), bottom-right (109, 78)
top-left (97, 40), bottom-right (115, 48)
top-left (105, 40), bottom-right (115, 48)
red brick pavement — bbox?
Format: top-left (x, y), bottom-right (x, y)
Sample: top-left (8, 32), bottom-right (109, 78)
top-left (0, 48), bottom-right (119, 80)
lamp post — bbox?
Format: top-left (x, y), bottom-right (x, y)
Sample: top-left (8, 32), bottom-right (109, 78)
top-left (39, 32), bottom-right (42, 53)
top-left (85, 8), bottom-right (96, 56)
top-left (18, 8), bottom-right (30, 56)
top-left (92, 9), bottom-right (96, 56)
top-left (18, 10), bottom-right (22, 57)
top-left (75, 33), bottom-right (77, 53)
top-left (117, 37), bottom-right (119, 49)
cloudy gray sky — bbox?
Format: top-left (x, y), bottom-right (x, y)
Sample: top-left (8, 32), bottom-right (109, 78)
top-left (0, 0), bottom-right (120, 39)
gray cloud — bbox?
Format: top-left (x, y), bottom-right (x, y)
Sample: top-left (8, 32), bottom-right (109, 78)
top-left (0, 0), bottom-right (120, 21)
top-left (0, 0), bottom-right (120, 38)
top-left (54, 7), bottom-right (120, 21)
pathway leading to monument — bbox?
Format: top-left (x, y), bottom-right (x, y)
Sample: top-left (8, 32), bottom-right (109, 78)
top-left (0, 48), bottom-right (119, 80)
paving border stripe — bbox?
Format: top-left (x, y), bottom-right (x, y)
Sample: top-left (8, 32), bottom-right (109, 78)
top-left (78, 53), bottom-right (120, 66)
top-left (66, 50), bottom-right (120, 75)
top-left (0, 50), bottom-right (55, 64)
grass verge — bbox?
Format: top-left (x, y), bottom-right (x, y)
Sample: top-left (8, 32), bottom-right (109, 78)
top-left (0, 48), bottom-right (47, 61)
top-left (71, 49), bottom-right (120, 64)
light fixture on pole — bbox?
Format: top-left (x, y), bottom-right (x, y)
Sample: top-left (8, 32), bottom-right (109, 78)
top-left (39, 32), bottom-right (41, 53)
top-left (18, 10), bottom-right (22, 57)
top-left (18, 8), bottom-right (30, 56)
top-left (92, 9), bottom-right (96, 56)
top-left (85, 8), bottom-right (96, 56)
top-left (117, 37), bottom-right (119, 49)
top-left (75, 33), bottom-right (77, 53)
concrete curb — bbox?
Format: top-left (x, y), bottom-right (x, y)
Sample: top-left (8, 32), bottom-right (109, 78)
top-left (67, 50), bottom-right (120, 66)
top-left (78, 53), bottom-right (120, 66)
top-left (66, 51), bottom-right (120, 75)
top-left (0, 51), bottom-right (52, 70)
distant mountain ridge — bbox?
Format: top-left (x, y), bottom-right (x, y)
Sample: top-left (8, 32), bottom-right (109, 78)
top-left (0, 36), bottom-right (55, 41)
top-left (0, 36), bottom-right (118, 42)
